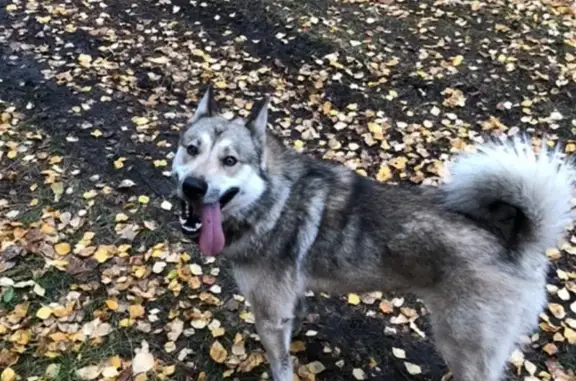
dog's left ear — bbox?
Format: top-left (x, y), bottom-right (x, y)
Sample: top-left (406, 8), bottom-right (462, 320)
top-left (245, 96), bottom-right (269, 147)
top-left (191, 84), bottom-right (217, 123)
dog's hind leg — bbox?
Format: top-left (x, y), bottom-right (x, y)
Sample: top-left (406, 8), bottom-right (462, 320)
top-left (427, 293), bottom-right (523, 381)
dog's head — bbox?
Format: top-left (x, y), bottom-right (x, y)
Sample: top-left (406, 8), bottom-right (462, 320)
top-left (172, 86), bottom-right (269, 256)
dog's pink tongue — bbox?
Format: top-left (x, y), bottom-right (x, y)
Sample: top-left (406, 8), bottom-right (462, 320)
top-left (199, 203), bottom-right (225, 256)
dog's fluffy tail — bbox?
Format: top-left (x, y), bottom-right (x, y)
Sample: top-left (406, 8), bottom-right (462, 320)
top-left (443, 136), bottom-right (574, 258)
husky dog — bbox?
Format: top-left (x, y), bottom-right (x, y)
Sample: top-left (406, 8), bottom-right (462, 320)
top-left (171, 86), bottom-right (574, 381)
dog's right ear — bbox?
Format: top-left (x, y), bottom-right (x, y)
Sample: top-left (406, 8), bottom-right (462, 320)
top-left (191, 84), bottom-right (217, 123)
top-left (245, 96), bottom-right (269, 147)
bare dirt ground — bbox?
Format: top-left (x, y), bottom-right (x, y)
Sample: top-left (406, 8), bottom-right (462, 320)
top-left (1, 0), bottom-right (575, 380)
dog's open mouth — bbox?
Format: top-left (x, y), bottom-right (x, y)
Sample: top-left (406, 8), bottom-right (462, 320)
top-left (179, 201), bottom-right (202, 237)
top-left (178, 187), bottom-right (239, 256)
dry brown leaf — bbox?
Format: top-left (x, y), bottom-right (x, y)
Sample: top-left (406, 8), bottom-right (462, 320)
top-left (379, 300), bottom-right (394, 314)
top-left (290, 340), bottom-right (306, 353)
top-left (542, 343), bottom-right (558, 355)
top-left (238, 352), bottom-right (265, 372)
top-left (210, 340), bottom-right (228, 363)
top-left (548, 303), bottom-right (566, 319)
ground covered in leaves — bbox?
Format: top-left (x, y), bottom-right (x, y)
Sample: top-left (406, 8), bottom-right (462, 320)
top-left (1, 0), bottom-right (576, 380)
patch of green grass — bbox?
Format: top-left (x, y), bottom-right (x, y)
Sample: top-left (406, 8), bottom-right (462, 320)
top-left (35, 268), bottom-right (75, 300)
top-left (18, 206), bottom-right (45, 225)
top-left (9, 329), bottom-right (161, 381)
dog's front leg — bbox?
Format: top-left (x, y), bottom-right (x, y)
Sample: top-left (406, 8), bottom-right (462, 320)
top-left (233, 266), bottom-right (300, 381)
top-left (292, 295), bottom-right (307, 337)
top-left (253, 303), bottom-right (295, 381)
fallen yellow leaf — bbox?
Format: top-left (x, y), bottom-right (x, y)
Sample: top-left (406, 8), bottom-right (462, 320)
top-left (94, 247), bottom-right (111, 263)
top-left (114, 157), bottom-right (126, 169)
top-left (105, 299), bottom-right (119, 311)
top-left (83, 190), bottom-right (98, 199)
top-left (78, 54), bottom-right (92, 67)
top-left (368, 122), bottom-right (384, 140)
top-left (348, 293), bottom-right (361, 305)
top-left (51, 182), bottom-right (64, 202)
top-left (115, 213), bottom-right (129, 222)
top-left (132, 117), bottom-right (149, 126)
top-left (376, 165), bottom-right (392, 182)
top-left (1, 367), bottom-right (16, 381)
top-left (129, 304), bottom-right (145, 319)
top-left (452, 55), bottom-right (464, 66)
top-left (565, 327), bottom-right (576, 344)
top-left (36, 306), bottom-right (53, 320)
top-left (54, 242), bottom-right (71, 256)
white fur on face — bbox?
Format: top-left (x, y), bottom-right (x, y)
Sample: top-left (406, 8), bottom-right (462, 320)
top-left (172, 132), bottom-right (212, 198)
top-left (172, 133), bottom-right (267, 217)
top-left (220, 165), bottom-right (266, 217)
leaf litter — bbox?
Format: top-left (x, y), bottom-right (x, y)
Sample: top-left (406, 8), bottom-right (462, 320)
top-left (0, 0), bottom-right (575, 380)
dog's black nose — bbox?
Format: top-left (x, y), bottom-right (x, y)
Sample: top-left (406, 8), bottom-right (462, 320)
top-left (182, 177), bottom-right (208, 200)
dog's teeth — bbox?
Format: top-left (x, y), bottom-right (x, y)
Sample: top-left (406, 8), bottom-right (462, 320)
top-left (182, 225), bottom-right (200, 233)
top-left (179, 217), bottom-right (187, 225)
top-left (182, 224), bottom-right (196, 231)
top-left (195, 222), bottom-right (202, 230)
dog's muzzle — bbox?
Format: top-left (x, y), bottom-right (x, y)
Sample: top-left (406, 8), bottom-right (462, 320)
top-left (178, 180), bottom-right (240, 238)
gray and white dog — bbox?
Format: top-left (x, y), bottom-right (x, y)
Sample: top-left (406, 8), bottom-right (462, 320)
top-left (171, 86), bottom-right (575, 381)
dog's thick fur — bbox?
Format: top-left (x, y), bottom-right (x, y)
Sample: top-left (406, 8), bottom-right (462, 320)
top-left (171, 87), bottom-right (575, 381)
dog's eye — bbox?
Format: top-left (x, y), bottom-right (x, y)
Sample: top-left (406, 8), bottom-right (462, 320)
top-left (223, 156), bottom-right (237, 167)
top-left (186, 145), bottom-right (199, 156)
